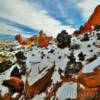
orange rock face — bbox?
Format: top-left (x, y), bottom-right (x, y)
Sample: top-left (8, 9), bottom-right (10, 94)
top-left (33, 30), bottom-right (53, 48)
top-left (78, 73), bottom-right (100, 88)
top-left (15, 34), bottom-right (23, 43)
top-left (80, 5), bottom-right (100, 32)
top-left (77, 87), bottom-right (100, 100)
top-left (2, 76), bottom-right (24, 92)
top-left (15, 30), bottom-right (53, 48)
top-left (15, 34), bottom-right (32, 47)
top-left (77, 71), bottom-right (100, 100)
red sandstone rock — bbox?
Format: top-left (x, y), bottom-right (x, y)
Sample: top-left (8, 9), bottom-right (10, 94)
top-left (15, 30), bottom-right (53, 47)
top-left (74, 5), bottom-right (100, 35)
top-left (80, 5), bottom-right (100, 33)
top-left (2, 76), bottom-right (24, 92)
top-left (33, 30), bottom-right (53, 48)
top-left (15, 34), bottom-right (32, 47)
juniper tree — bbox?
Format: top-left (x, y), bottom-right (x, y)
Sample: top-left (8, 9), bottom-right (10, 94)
top-left (57, 30), bottom-right (71, 48)
top-left (15, 51), bottom-right (27, 75)
top-left (94, 24), bottom-right (100, 31)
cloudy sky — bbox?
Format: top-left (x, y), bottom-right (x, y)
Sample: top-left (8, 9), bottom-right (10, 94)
top-left (0, 0), bottom-right (99, 38)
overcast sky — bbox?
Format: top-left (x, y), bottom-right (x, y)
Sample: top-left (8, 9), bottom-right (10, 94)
top-left (0, 0), bottom-right (99, 38)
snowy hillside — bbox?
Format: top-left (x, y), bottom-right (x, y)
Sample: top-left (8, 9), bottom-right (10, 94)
top-left (0, 30), bottom-right (100, 100)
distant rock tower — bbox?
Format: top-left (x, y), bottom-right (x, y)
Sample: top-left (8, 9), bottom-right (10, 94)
top-left (80, 4), bottom-right (100, 32)
top-left (15, 34), bottom-right (23, 44)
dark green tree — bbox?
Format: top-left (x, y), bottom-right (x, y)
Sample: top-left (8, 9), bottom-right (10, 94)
top-left (57, 30), bottom-right (71, 48)
top-left (78, 52), bottom-right (85, 61)
top-left (15, 51), bottom-right (27, 75)
top-left (94, 24), bottom-right (100, 31)
top-left (96, 33), bottom-right (100, 40)
top-left (81, 33), bottom-right (89, 41)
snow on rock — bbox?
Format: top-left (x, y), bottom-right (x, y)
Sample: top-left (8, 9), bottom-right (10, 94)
top-left (33, 93), bottom-right (46, 100)
top-left (27, 63), bottom-right (53, 85)
top-left (56, 82), bottom-right (77, 100)
top-left (82, 56), bottom-right (100, 73)
top-left (25, 44), bottom-right (71, 85)
top-left (51, 70), bottom-right (61, 84)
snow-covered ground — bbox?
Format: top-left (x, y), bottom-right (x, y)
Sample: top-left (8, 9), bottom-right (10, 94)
top-left (0, 30), bottom-right (100, 99)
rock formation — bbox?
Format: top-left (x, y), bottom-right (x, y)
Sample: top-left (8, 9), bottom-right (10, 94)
top-left (33, 30), bottom-right (53, 48)
top-left (74, 4), bottom-right (100, 35)
top-left (81, 4), bottom-right (100, 32)
top-left (15, 30), bottom-right (53, 48)
top-left (15, 34), bottom-right (33, 47)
